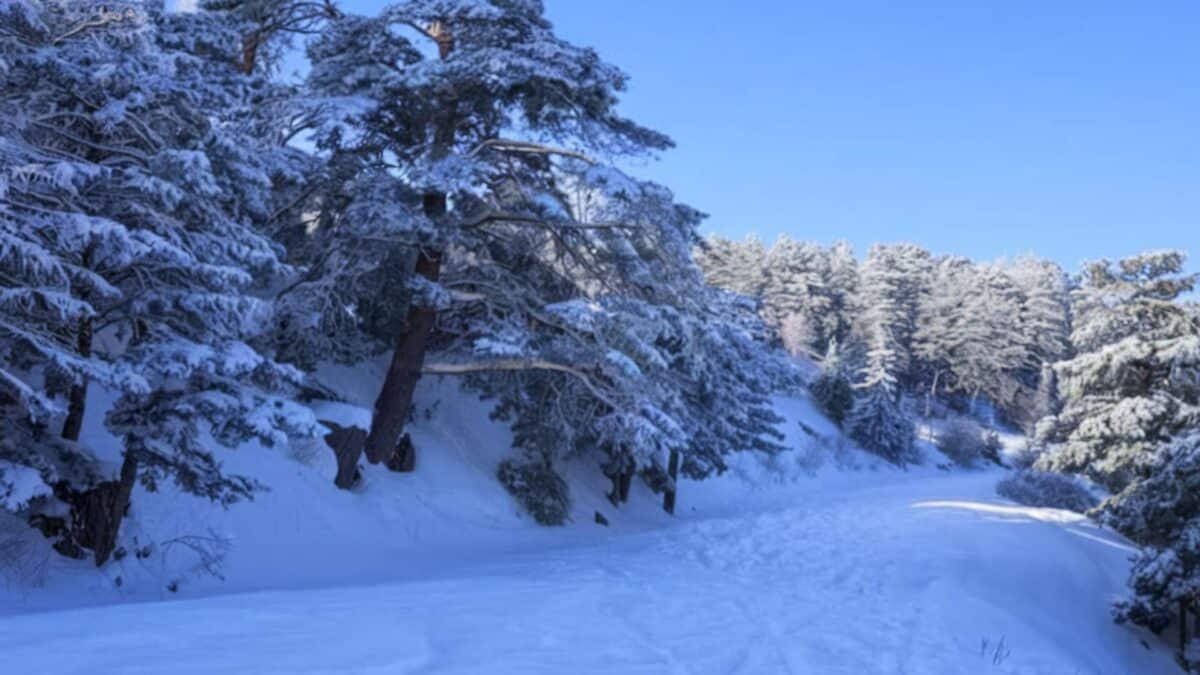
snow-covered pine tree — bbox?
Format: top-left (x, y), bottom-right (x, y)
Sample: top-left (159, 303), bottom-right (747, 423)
top-left (823, 240), bottom-right (859, 347)
top-left (0, 0), bottom-right (317, 564)
top-left (694, 235), bottom-right (768, 300)
top-left (1007, 255), bottom-right (1072, 429)
top-left (845, 322), bottom-right (917, 465)
top-left (1036, 251), bottom-right (1200, 492)
top-left (760, 236), bottom-right (832, 356)
top-left (304, 0), bottom-right (676, 476)
top-left (434, 166), bottom-right (788, 517)
top-left (1103, 432), bottom-right (1200, 663)
top-left (809, 339), bottom-right (855, 427)
top-left (851, 243), bottom-right (932, 391)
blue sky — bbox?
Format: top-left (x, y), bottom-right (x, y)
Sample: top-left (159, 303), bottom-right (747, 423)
top-left (261, 0), bottom-right (1199, 274)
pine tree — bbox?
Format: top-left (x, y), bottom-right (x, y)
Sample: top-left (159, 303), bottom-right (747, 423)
top-left (0, 0), bottom-right (317, 564)
top-left (810, 339), bottom-right (855, 427)
top-left (1036, 251), bottom-right (1199, 492)
top-left (846, 323), bottom-right (917, 465)
top-left (760, 236), bottom-right (831, 355)
top-left (304, 0), bottom-right (676, 476)
top-left (694, 235), bottom-right (768, 300)
top-left (1104, 433), bottom-right (1200, 663)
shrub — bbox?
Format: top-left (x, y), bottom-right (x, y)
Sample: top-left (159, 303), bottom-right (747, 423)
top-left (497, 458), bottom-right (571, 526)
top-left (810, 371), bottom-right (855, 427)
top-left (996, 469), bottom-right (1098, 513)
top-left (981, 430), bottom-right (1004, 465)
top-left (936, 419), bottom-right (988, 467)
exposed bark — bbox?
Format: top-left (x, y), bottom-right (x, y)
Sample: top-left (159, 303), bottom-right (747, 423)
top-left (363, 24), bottom-right (455, 468)
top-left (385, 433), bottom-right (416, 473)
top-left (1182, 598), bottom-right (1190, 657)
top-left (54, 452), bottom-right (138, 566)
top-left (321, 420), bottom-right (367, 490)
top-left (60, 315), bottom-right (92, 441)
top-left (364, 247), bottom-right (441, 465)
top-left (663, 449), bottom-right (680, 515)
top-left (617, 465), bottom-right (634, 503)
top-left (240, 31), bottom-right (260, 74)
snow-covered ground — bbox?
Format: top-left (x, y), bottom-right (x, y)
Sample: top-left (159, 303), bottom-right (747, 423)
top-left (0, 469), bottom-right (1177, 674)
top-left (0, 372), bottom-right (1180, 674)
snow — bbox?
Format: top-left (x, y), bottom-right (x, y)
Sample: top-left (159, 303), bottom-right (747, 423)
top-left (0, 469), bottom-right (1176, 673)
top-left (0, 377), bottom-right (1178, 673)
top-left (0, 461), bottom-right (50, 511)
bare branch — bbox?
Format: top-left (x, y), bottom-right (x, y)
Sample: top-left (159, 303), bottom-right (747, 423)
top-left (424, 358), bottom-right (618, 409)
top-left (469, 139), bottom-right (595, 164)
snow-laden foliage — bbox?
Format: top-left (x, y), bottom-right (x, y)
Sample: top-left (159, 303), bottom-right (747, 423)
top-left (698, 236), bottom-right (1072, 430)
top-left (935, 418), bottom-right (991, 468)
top-left (1105, 433), bottom-right (1200, 646)
top-left (0, 1), bottom-right (318, 560)
top-left (296, 0), bottom-right (792, 502)
top-left (809, 339), bottom-right (855, 427)
top-left (995, 469), bottom-right (1098, 513)
top-left (1036, 251), bottom-right (1199, 492)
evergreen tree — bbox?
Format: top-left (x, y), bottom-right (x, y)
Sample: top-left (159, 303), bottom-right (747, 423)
top-left (1104, 433), bottom-right (1200, 664)
top-left (0, 0), bottom-right (317, 564)
top-left (809, 339), bottom-right (855, 427)
top-left (845, 324), bottom-right (917, 465)
top-left (304, 0), bottom-right (676, 476)
top-left (1036, 251), bottom-right (1199, 492)
top-left (694, 235), bottom-right (768, 300)
top-left (761, 236), bottom-right (831, 355)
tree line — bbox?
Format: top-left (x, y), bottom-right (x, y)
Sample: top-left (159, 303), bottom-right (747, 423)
top-left (701, 236), bottom-right (1200, 666)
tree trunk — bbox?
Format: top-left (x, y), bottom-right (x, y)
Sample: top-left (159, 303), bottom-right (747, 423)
top-left (321, 420), bottom-right (367, 490)
top-left (362, 25), bottom-right (456, 469)
top-left (1181, 598), bottom-right (1190, 656)
top-left (617, 465), bottom-right (634, 503)
top-left (364, 247), bottom-right (442, 465)
top-left (924, 370), bottom-right (941, 420)
top-left (240, 32), bottom-right (260, 75)
top-left (55, 452), bottom-right (138, 566)
top-left (60, 315), bottom-right (92, 441)
top-left (663, 449), bottom-right (680, 515)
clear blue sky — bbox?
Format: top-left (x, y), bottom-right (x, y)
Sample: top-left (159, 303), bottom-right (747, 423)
top-left (268, 0), bottom-right (1200, 274)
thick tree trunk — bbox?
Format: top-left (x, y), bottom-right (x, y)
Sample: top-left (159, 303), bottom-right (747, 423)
top-left (364, 247), bottom-right (442, 465)
top-left (60, 315), bottom-right (92, 441)
top-left (663, 449), bottom-right (680, 515)
top-left (54, 452), bottom-right (138, 566)
top-left (362, 25), bottom-right (455, 469)
top-left (321, 420), bottom-right (367, 490)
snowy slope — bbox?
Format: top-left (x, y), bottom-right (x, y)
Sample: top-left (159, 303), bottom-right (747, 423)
top-left (0, 469), bottom-right (1177, 674)
top-left (0, 368), bottom-right (1180, 673)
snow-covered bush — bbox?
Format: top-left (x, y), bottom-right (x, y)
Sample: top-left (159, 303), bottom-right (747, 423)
top-left (497, 458), bottom-right (571, 526)
top-left (996, 469), bottom-right (1098, 513)
top-left (936, 419), bottom-right (988, 467)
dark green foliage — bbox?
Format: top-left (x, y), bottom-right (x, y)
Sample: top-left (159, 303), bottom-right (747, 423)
top-left (810, 372), bottom-right (854, 427)
top-left (846, 385), bottom-right (917, 466)
top-left (497, 457), bottom-right (571, 526)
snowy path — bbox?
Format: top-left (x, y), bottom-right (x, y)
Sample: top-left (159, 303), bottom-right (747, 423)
top-left (0, 471), bottom-right (1178, 674)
